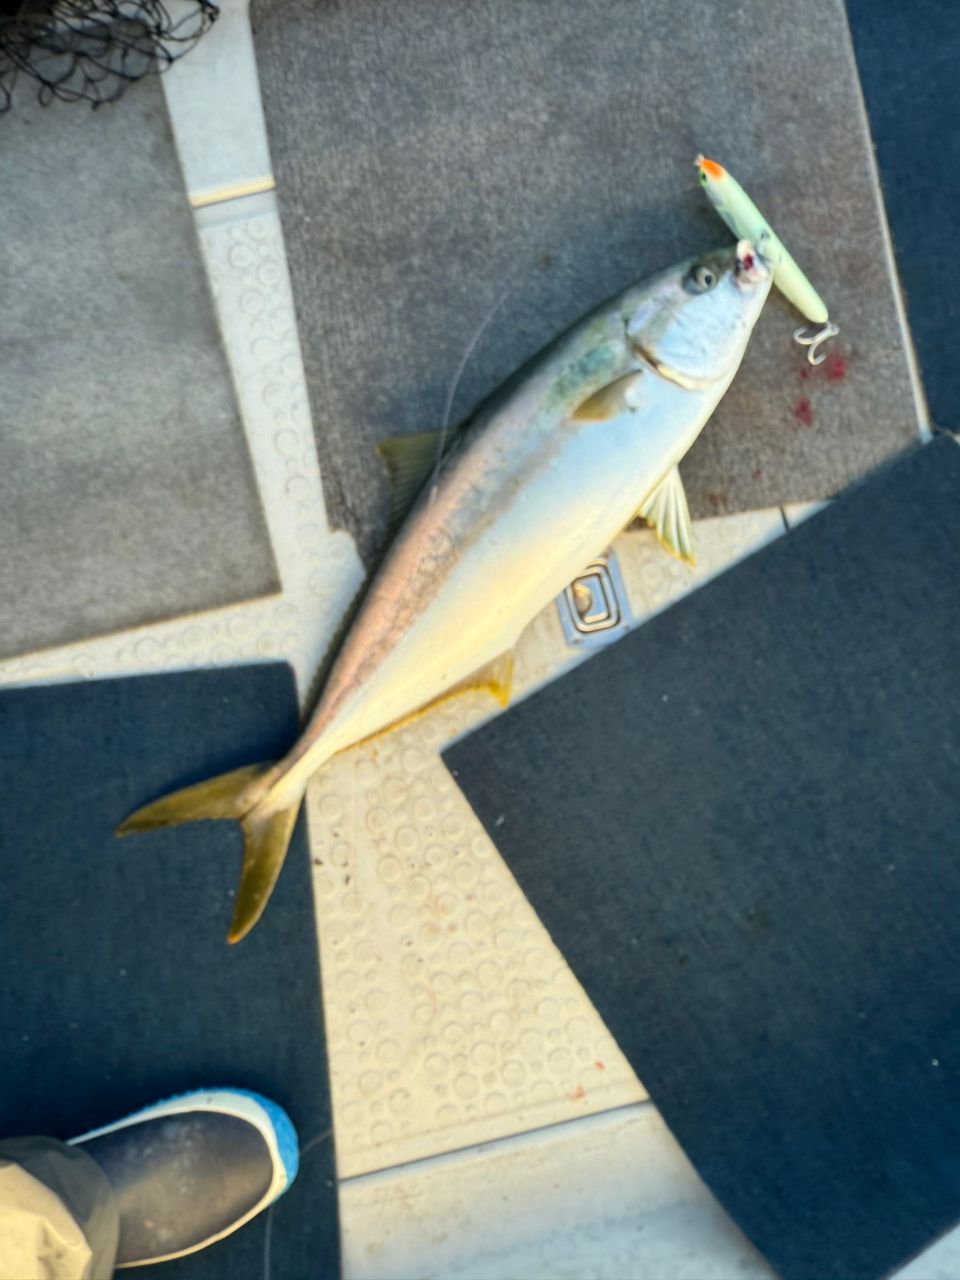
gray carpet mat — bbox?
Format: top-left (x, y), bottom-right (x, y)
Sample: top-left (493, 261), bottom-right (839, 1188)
top-left (0, 78), bottom-right (278, 660)
top-left (253, 0), bottom-right (919, 564)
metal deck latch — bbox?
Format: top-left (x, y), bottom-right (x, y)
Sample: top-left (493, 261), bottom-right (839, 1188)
top-left (556, 547), bottom-right (632, 648)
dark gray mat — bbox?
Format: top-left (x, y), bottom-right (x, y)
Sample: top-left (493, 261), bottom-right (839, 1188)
top-left (0, 664), bottom-right (339, 1280)
top-left (0, 79), bottom-right (278, 660)
top-left (445, 437), bottom-right (960, 1280)
top-left (254, 0), bottom-right (918, 564)
top-left (846, 0), bottom-right (960, 432)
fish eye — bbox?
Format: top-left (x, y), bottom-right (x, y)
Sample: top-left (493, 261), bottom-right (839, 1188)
top-left (687, 263), bottom-right (718, 292)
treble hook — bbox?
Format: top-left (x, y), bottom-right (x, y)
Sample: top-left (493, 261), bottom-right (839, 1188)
top-left (793, 320), bottom-right (840, 367)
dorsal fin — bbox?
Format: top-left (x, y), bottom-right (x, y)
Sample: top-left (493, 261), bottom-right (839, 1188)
top-left (377, 427), bottom-right (462, 541)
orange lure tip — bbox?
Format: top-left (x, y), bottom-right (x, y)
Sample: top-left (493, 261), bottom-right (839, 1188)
top-left (695, 154), bottom-right (726, 181)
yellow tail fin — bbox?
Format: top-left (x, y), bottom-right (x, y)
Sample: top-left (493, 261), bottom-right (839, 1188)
top-left (116, 763), bottom-right (305, 944)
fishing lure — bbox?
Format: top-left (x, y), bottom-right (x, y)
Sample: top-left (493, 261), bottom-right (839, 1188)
top-left (696, 155), bottom-right (839, 365)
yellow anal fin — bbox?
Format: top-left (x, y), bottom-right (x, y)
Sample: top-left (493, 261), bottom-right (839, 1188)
top-left (635, 466), bottom-right (696, 565)
top-left (354, 652), bottom-right (516, 751)
top-left (451, 650), bottom-right (515, 708)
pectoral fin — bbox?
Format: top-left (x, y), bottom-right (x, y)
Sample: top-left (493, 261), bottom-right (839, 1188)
top-left (636, 466), bottom-right (696, 564)
top-left (378, 428), bottom-right (462, 539)
top-left (572, 371), bottom-right (646, 422)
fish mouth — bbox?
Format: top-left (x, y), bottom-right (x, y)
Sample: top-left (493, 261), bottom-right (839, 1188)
top-left (632, 343), bottom-right (718, 392)
top-left (735, 237), bottom-right (770, 285)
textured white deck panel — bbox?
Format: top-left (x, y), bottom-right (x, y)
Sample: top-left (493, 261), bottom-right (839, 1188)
top-left (339, 1103), bottom-right (960, 1280)
top-left (339, 1105), bottom-right (772, 1280)
top-left (163, 0), bottom-right (273, 207)
top-left (310, 510), bottom-right (788, 1179)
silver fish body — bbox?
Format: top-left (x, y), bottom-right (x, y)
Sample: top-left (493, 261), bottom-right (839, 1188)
top-left (276, 240), bottom-right (772, 792)
top-left (118, 240), bottom-right (772, 940)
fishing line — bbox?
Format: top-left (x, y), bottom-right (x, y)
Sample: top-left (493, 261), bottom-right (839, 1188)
top-left (262, 1128), bottom-right (333, 1280)
top-left (348, 281), bottom-right (519, 860)
top-left (429, 283), bottom-right (514, 501)
top-left (336, 276), bottom-right (527, 1148)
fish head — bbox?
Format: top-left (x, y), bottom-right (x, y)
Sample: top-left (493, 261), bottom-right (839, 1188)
top-left (625, 240), bottom-right (772, 388)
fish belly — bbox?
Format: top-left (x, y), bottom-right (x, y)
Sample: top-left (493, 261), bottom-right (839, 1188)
top-left (296, 371), bottom-right (718, 773)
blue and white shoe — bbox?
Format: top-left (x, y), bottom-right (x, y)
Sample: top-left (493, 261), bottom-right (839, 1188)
top-left (69, 1087), bottom-right (299, 1269)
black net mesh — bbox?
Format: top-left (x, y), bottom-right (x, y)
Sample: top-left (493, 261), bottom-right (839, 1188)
top-left (0, 1), bottom-right (219, 113)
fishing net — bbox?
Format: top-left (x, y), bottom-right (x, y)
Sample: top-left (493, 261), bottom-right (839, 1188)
top-left (0, 1), bottom-right (218, 114)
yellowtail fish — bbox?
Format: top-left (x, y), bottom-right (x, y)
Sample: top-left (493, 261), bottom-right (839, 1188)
top-left (696, 155), bottom-right (838, 363)
top-left (118, 240), bottom-right (772, 942)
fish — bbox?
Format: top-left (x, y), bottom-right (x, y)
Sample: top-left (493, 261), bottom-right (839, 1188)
top-left (117, 238), bottom-right (772, 943)
top-left (695, 155), bottom-right (830, 326)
